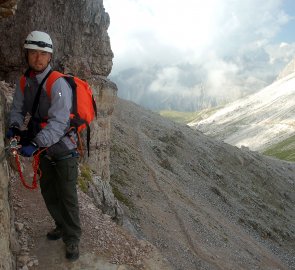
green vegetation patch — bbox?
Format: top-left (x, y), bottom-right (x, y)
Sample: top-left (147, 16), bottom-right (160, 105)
top-left (78, 163), bottom-right (93, 192)
top-left (159, 107), bottom-right (221, 124)
top-left (110, 182), bottom-right (134, 209)
top-left (159, 110), bottom-right (201, 124)
top-left (263, 135), bottom-right (295, 162)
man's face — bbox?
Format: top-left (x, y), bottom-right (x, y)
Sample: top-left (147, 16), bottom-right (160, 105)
top-left (27, 49), bottom-right (51, 72)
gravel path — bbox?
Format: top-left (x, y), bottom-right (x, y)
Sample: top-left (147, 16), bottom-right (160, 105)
top-left (9, 156), bottom-right (171, 270)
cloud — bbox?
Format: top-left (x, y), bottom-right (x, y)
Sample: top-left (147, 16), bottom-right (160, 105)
top-left (104, 0), bottom-right (295, 111)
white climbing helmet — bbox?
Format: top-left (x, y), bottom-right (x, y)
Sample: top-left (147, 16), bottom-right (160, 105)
top-left (24, 31), bottom-right (53, 53)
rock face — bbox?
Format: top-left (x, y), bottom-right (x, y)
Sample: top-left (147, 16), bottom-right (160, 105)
top-left (0, 0), bottom-right (17, 19)
top-left (0, 0), bottom-right (121, 214)
top-left (0, 82), bottom-right (14, 270)
top-left (0, 0), bottom-right (113, 81)
top-left (0, 0), bottom-right (122, 267)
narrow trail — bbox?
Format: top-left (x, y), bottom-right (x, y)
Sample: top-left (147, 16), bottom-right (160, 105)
top-left (8, 157), bottom-right (167, 270)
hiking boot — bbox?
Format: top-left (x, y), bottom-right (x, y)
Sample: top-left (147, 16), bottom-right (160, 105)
top-left (65, 243), bottom-right (79, 261)
top-left (46, 227), bottom-right (63, 240)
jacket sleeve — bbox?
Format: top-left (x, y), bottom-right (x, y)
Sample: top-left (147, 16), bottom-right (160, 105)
top-left (33, 78), bottom-right (72, 147)
top-left (9, 80), bottom-right (25, 127)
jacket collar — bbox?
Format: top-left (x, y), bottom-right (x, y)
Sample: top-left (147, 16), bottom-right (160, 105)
top-left (35, 65), bottom-right (52, 84)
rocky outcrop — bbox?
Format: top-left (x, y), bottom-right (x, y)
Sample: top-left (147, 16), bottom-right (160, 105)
top-left (0, 3), bottom-right (122, 268)
top-left (0, 0), bottom-right (18, 19)
top-left (0, 0), bottom-right (113, 81)
top-left (86, 76), bottom-right (123, 222)
top-left (0, 0), bottom-right (121, 218)
top-left (0, 81), bottom-right (14, 270)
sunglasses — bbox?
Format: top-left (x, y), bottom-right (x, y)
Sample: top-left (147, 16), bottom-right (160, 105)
top-left (25, 40), bottom-right (52, 49)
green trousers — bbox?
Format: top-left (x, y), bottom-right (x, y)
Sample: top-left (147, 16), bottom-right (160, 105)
top-left (39, 155), bottom-right (81, 245)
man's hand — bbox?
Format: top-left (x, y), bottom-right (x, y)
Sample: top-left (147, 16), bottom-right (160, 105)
top-left (19, 142), bottom-right (39, 157)
top-left (6, 124), bottom-right (21, 139)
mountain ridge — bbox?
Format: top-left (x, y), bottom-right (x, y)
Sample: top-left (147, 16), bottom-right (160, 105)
top-left (188, 71), bottom-right (295, 151)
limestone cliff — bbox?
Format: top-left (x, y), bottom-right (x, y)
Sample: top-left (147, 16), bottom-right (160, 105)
top-left (0, 81), bottom-right (14, 270)
top-left (0, 0), bottom-right (113, 81)
top-left (0, 0), bottom-right (121, 268)
top-left (0, 0), bottom-right (17, 19)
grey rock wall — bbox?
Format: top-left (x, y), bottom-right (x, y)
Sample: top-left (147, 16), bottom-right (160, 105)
top-left (0, 0), bottom-right (113, 81)
top-left (0, 81), bottom-right (14, 270)
top-left (0, 0), bottom-right (17, 19)
top-left (0, 3), bottom-right (122, 267)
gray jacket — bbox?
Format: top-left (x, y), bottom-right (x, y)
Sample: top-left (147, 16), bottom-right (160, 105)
top-left (10, 65), bottom-right (77, 157)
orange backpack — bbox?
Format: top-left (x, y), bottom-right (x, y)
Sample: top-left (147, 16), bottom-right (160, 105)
top-left (20, 71), bottom-right (97, 156)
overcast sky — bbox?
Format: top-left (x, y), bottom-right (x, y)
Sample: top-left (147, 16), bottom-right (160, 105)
top-left (103, 0), bottom-right (295, 110)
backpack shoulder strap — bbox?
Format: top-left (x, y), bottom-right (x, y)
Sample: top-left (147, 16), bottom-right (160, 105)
top-left (19, 75), bottom-right (26, 94)
top-left (19, 68), bottom-right (33, 94)
top-left (45, 71), bottom-right (65, 98)
top-left (31, 70), bottom-right (53, 118)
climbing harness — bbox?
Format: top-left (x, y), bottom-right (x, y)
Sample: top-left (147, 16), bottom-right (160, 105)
top-left (6, 138), bottom-right (78, 189)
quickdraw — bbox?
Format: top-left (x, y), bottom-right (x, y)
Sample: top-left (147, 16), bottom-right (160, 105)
top-left (9, 138), bottom-right (45, 190)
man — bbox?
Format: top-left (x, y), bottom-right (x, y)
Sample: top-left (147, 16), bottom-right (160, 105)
top-left (7, 31), bottom-right (81, 261)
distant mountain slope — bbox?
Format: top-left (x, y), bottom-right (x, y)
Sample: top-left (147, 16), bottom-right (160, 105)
top-left (188, 72), bottom-right (295, 151)
top-left (110, 98), bottom-right (295, 270)
top-left (277, 58), bottom-right (295, 80)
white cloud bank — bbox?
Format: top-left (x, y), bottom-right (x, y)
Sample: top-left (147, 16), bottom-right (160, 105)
top-left (104, 0), bottom-right (295, 110)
